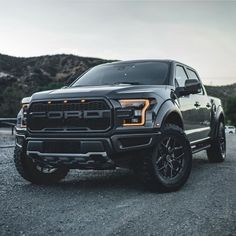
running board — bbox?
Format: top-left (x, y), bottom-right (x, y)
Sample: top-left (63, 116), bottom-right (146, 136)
top-left (192, 144), bottom-right (211, 154)
top-left (190, 137), bottom-right (212, 154)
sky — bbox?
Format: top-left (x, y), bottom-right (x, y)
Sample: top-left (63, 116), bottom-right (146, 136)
top-left (0, 0), bottom-right (236, 85)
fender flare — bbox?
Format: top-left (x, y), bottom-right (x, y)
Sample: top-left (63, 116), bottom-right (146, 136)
top-left (211, 105), bottom-right (225, 139)
top-left (154, 100), bottom-right (184, 129)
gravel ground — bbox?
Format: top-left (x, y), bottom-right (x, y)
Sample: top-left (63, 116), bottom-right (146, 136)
top-left (0, 134), bottom-right (235, 236)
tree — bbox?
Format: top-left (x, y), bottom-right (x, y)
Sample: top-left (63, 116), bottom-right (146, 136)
top-left (225, 96), bottom-right (236, 125)
top-left (0, 84), bottom-right (25, 117)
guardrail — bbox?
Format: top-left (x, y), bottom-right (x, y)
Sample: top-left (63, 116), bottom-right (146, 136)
top-left (0, 118), bottom-right (17, 135)
top-left (0, 118), bottom-right (17, 123)
top-left (0, 144), bottom-right (14, 148)
top-left (0, 118), bottom-right (16, 148)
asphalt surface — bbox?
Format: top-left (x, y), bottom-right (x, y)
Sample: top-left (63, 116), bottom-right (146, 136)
top-left (0, 134), bottom-right (235, 236)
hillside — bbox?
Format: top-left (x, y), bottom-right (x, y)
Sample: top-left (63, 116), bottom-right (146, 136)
top-left (0, 54), bottom-right (113, 117)
top-left (0, 53), bottom-right (235, 121)
top-left (205, 84), bottom-right (236, 106)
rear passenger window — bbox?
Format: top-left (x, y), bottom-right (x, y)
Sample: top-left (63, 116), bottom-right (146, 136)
top-left (187, 69), bottom-right (204, 94)
top-left (175, 66), bottom-right (188, 87)
top-left (187, 69), bottom-right (199, 80)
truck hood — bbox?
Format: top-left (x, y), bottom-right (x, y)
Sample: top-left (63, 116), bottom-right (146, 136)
top-left (31, 85), bottom-right (173, 101)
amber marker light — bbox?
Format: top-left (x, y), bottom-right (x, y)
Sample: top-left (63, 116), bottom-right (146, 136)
top-left (119, 99), bottom-right (150, 126)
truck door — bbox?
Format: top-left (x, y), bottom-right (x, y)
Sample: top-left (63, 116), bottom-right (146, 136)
top-left (175, 65), bottom-right (198, 142)
top-left (186, 68), bottom-right (211, 140)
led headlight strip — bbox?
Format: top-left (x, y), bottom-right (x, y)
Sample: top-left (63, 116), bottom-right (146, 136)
top-left (119, 99), bottom-right (150, 126)
top-left (21, 103), bottom-right (29, 128)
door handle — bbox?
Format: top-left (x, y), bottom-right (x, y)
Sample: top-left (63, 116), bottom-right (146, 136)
top-left (194, 101), bottom-right (201, 108)
top-left (206, 103), bottom-right (211, 108)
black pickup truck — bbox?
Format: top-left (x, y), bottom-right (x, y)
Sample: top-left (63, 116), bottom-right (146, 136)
top-left (14, 60), bottom-right (226, 192)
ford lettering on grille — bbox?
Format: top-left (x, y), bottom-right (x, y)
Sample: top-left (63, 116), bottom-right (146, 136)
top-left (31, 110), bottom-right (106, 119)
top-left (27, 100), bottom-right (112, 132)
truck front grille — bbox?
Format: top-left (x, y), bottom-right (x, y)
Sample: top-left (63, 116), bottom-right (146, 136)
top-left (27, 99), bottom-right (112, 132)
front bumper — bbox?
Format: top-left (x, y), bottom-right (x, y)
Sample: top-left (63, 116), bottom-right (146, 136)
top-left (16, 129), bottom-right (161, 169)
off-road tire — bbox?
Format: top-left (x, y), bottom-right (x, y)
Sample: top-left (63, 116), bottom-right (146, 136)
top-left (14, 145), bottom-right (69, 184)
top-left (207, 121), bottom-right (226, 163)
top-left (139, 124), bottom-right (192, 192)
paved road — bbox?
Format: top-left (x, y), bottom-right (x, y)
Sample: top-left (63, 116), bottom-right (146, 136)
top-left (0, 135), bottom-right (235, 236)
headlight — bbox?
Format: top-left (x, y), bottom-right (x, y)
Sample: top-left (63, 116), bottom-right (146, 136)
top-left (118, 99), bottom-right (150, 126)
top-left (17, 103), bottom-right (29, 128)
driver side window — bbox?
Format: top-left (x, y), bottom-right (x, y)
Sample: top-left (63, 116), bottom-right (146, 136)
top-left (175, 66), bottom-right (188, 87)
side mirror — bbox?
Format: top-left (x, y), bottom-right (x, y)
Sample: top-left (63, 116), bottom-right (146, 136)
top-left (185, 79), bottom-right (202, 94)
top-left (175, 79), bottom-right (202, 97)
top-left (61, 86), bottom-right (68, 89)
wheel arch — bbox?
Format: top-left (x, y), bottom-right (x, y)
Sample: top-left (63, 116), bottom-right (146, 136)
top-left (163, 111), bottom-right (184, 129)
top-left (155, 100), bottom-right (184, 129)
top-left (211, 105), bottom-right (225, 139)
top-left (218, 112), bottom-right (225, 123)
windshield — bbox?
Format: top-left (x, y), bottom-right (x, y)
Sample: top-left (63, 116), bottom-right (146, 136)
top-left (71, 61), bottom-right (170, 87)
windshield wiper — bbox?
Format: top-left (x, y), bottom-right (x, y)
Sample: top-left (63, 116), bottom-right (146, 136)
top-left (113, 82), bottom-right (142, 85)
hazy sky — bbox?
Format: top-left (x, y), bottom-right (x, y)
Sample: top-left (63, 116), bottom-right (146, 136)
top-left (0, 0), bottom-right (236, 85)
